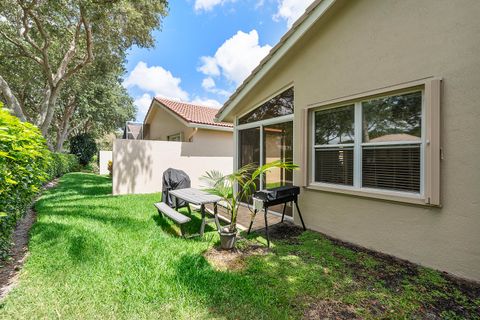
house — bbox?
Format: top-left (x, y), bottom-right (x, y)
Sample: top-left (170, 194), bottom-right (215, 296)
top-left (122, 121), bottom-right (144, 140)
top-left (215, 0), bottom-right (480, 281)
top-left (143, 97), bottom-right (233, 153)
top-left (111, 97), bottom-right (234, 195)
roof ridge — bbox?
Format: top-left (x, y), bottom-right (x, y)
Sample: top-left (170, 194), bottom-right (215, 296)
top-left (155, 97), bottom-right (220, 111)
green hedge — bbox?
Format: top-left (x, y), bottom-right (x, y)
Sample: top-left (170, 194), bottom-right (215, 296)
top-left (47, 152), bottom-right (79, 179)
top-left (0, 106), bottom-right (78, 260)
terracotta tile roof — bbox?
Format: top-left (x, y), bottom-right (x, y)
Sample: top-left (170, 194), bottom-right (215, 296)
top-left (154, 97), bottom-right (233, 128)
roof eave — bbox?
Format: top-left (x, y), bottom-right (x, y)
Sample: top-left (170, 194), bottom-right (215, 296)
top-left (151, 98), bottom-right (233, 131)
top-left (215, 0), bottom-right (336, 122)
top-left (188, 123), bottom-right (233, 132)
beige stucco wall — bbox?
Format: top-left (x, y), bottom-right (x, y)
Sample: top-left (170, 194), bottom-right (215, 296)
top-left (112, 139), bottom-right (233, 195)
top-left (144, 103), bottom-right (195, 141)
top-left (227, 0), bottom-right (480, 281)
top-left (189, 129), bottom-right (234, 157)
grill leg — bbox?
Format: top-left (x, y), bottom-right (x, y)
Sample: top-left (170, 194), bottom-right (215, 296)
top-left (294, 199), bottom-right (306, 231)
top-left (281, 202), bottom-right (287, 223)
top-left (264, 208), bottom-right (270, 247)
top-left (247, 209), bottom-right (257, 234)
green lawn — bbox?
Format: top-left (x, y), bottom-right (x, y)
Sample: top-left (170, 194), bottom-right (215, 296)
top-left (0, 173), bottom-right (478, 319)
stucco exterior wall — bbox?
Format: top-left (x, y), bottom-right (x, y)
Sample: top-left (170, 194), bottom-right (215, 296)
top-left (227, 0), bottom-right (480, 281)
top-left (144, 104), bottom-right (195, 141)
top-left (190, 129), bottom-right (234, 157)
top-left (112, 139), bottom-right (233, 195)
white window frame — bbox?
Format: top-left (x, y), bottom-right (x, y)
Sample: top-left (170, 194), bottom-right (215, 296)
top-left (167, 132), bottom-right (183, 142)
top-left (309, 88), bottom-right (426, 201)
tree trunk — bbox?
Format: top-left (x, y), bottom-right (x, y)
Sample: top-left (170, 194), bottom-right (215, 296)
top-left (0, 75), bottom-right (27, 121)
top-left (55, 129), bottom-right (69, 152)
top-left (40, 85), bottom-right (62, 137)
top-left (54, 99), bottom-right (77, 152)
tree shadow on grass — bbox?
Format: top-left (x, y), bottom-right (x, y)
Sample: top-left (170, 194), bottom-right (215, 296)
top-left (173, 250), bottom-right (329, 320)
top-left (43, 173), bottom-right (113, 199)
top-left (31, 221), bottom-right (107, 266)
top-left (151, 208), bottom-right (218, 238)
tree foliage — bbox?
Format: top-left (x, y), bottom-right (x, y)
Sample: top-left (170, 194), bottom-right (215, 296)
top-left (0, 0), bottom-right (167, 146)
top-left (69, 132), bottom-right (97, 165)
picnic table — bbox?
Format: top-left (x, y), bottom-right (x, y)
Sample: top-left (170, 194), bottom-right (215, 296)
top-left (169, 188), bottom-right (222, 236)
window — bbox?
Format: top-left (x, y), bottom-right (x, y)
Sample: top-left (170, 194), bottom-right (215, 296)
top-left (312, 90), bottom-right (423, 195)
top-left (167, 133), bottom-right (182, 142)
top-left (314, 105), bottom-right (355, 185)
top-left (238, 87), bottom-right (294, 125)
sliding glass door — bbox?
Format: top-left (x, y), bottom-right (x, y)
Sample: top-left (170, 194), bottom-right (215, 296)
top-left (238, 127), bottom-right (260, 204)
top-left (236, 87), bottom-right (295, 216)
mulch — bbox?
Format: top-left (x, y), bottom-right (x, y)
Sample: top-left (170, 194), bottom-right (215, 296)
top-left (0, 179), bottom-right (59, 300)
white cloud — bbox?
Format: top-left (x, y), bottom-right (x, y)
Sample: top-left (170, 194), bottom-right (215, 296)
top-left (198, 30), bottom-right (272, 85)
top-left (198, 56), bottom-right (221, 76)
top-left (202, 77), bottom-right (231, 97)
top-left (191, 97), bottom-right (222, 109)
top-left (123, 61), bottom-right (189, 101)
top-left (194, 0), bottom-right (235, 12)
top-left (273, 0), bottom-right (314, 28)
top-left (133, 93), bottom-right (153, 121)
top-left (255, 0), bottom-right (265, 9)
top-left (202, 77), bottom-right (216, 90)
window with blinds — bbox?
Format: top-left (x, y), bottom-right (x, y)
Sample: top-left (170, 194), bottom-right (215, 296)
top-left (313, 91), bottom-right (423, 194)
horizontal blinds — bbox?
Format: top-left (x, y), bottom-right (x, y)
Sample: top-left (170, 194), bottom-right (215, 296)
top-left (362, 145), bottom-right (420, 192)
top-left (315, 147), bottom-right (354, 185)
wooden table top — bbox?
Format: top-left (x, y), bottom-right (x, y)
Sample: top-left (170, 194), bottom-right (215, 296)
top-left (169, 188), bottom-right (222, 205)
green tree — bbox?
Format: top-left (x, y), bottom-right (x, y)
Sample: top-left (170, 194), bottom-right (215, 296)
top-left (69, 133), bottom-right (97, 165)
top-left (52, 57), bottom-right (135, 151)
top-left (0, 0), bottom-right (167, 141)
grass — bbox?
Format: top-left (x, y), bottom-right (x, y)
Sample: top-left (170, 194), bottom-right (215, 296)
top-left (0, 173), bottom-right (479, 319)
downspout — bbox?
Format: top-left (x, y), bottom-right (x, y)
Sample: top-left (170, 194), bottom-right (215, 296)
top-left (187, 128), bottom-right (198, 142)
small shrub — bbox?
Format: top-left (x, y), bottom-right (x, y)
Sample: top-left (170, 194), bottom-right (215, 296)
top-left (107, 160), bottom-right (113, 177)
top-left (70, 133), bottom-right (98, 166)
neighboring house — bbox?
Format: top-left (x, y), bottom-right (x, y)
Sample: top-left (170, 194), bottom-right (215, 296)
top-left (112, 98), bottom-right (233, 195)
top-left (215, 0), bottom-right (480, 281)
top-left (122, 121), bottom-right (144, 140)
top-left (143, 97), bottom-right (233, 154)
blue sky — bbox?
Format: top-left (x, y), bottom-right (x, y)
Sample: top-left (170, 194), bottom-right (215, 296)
top-left (123, 0), bottom-right (314, 121)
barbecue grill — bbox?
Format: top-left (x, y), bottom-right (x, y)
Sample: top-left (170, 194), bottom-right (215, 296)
top-left (247, 185), bottom-right (306, 247)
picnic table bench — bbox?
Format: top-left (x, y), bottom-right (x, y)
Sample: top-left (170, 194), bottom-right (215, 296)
top-left (154, 202), bottom-right (191, 236)
top-left (154, 188), bottom-right (222, 237)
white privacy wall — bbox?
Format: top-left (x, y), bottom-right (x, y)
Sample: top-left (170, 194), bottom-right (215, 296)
top-left (112, 139), bottom-right (233, 195)
top-left (99, 150), bottom-right (113, 175)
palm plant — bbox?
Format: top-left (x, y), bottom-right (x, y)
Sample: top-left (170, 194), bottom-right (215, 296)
top-left (201, 160), bottom-right (298, 234)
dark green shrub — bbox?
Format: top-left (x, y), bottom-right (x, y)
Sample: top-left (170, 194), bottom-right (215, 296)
top-left (0, 105), bottom-right (50, 260)
top-left (69, 133), bottom-right (98, 166)
top-left (47, 153), bottom-right (80, 179)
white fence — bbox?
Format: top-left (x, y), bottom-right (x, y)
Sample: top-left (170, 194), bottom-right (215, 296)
top-left (112, 139), bottom-right (233, 195)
